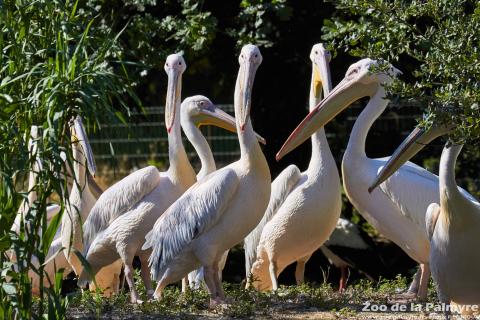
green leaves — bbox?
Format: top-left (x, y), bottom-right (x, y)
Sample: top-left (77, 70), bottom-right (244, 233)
top-left (0, 0), bottom-right (141, 317)
top-left (323, 0), bottom-right (480, 142)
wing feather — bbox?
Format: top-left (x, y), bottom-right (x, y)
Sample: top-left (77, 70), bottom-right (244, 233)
top-left (425, 203), bottom-right (440, 240)
top-left (244, 165), bottom-right (301, 275)
top-left (143, 169), bottom-right (238, 280)
top-left (325, 218), bottom-right (369, 249)
top-left (83, 166), bottom-right (160, 254)
top-left (378, 159), bottom-right (474, 234)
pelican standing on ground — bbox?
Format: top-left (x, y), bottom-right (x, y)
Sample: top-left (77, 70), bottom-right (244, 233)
top-left (276, 59), bottom-right (436, 300)
top-left (62, 116), bottom-right (98, 276)
top-left (183, 96), bottom-right (266, 291)
top-left (245, 44), bottom-right (341, 291)
top-left (11, 126), bottom-right (70, 294)
top-left (78, 54), bottom-right (197, 304)
top-left (370, 125), bottom-right (480, 315)
top-left (61, 117), bottom-right (123, 297)
top-left (142, 44), bottom-right (271, 307)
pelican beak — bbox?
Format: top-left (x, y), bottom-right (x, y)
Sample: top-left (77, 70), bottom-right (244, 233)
top-left (29, 126), bottom-right (43, 172)
top-left (276, 77), bottom-right (377, 161)
top-left (73, 116), bottom-right (97, 176)
top-left (165, 68), bottom-right (180, 133)
top-left (198, 106), bottom-right (266, 145)
top-left (368, 124), bottom-right (453, 193)
top-left (239, 60), bottom-right (256, 131)
top-left (313, 54), bottom-right (332, 97)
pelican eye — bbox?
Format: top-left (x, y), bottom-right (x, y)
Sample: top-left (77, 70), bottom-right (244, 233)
top-left (347, 67), bottom-right (360, 77)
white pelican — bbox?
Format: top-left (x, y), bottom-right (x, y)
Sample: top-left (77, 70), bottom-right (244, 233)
top-left (62, 116), bottom-right (98, 276)
top-left (10, 126), bottom-right (70, 294)
top-left (58, 118), bottom-right (123, 297)
top-left (142, 44), bottom-right (271, 307)
top-left (276, 59), bottom-right (438, 300)
top-left (78, 54), bottom-right (196, 304)
top-left (370, 125), bottom-right (480, 314)
top-left (182, 96), bottom-right (266, 291)
top-left (245, 43), bottom-right (341, 291)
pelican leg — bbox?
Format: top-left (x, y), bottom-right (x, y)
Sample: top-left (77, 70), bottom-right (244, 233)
top-left (269, 260), bottom-right (279, 291)
top-left (212, 261), bottom-right (225, 301)
top-left (153, 277), bottom-right (168, 301)
top-left (124, 263), bottom-right (142, 304)
top-left (339, 266), bottom-right (347, 292)
top-left (181, 277), bottom-right (189, 293)
top-left (435, 279), bottom-right (450, 320)
top-left (139, 255), bottom-right (153, 298)
top-left (203, 265), bottom-right (221, 308)
top-left (407, 266), bottom-right (421, 294)
top-left (417, 263), bottom-right (430, 301)
top-left (295, 254), bottom-right (311, 285)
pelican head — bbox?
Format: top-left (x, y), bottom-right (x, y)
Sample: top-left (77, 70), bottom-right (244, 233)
top-left (164, 53), bottom-right (187, 133)
top-left (181, 95), bottom-right (266, 144)
top-left (276, 58), bottom-right (400, 161)
top-left (310, 43), bottom-right (332, 97)
top-left (70, 116), bottom-right (96, 176)
top-left (368, 123), bottom-right (453, 193)
top-left (238, 44), bottom-right (263, 131)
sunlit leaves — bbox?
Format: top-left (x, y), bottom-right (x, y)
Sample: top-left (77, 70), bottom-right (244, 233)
top-left (323, 0), bottom-right (480, 143)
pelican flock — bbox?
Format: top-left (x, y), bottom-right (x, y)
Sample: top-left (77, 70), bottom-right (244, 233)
top-left (142, 44), bottom-right (270, 307)
top-left (18, 41), bottom-right (480, 315)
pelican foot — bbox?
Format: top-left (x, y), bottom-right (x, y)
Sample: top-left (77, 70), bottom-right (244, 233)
top-left (209, 297), bottom-right (229, 309)
top-left (146, 289), bottom-right (155, 299)
top-left (131, 298), bottom-right (144, 304)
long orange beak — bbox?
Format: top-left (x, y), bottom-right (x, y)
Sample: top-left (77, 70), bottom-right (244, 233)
top-left (368, 123), bottom-right (453, 193)
top-left (165, 68), bottom-right (180, 133)
top-left (197, 105), bottom-right (266, 144)
top-left (276, 78), bottom-right (377, 161)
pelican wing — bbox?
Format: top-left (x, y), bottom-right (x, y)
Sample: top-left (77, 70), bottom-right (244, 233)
top-left (378, 159), bottom-right (475, 234)
top-left (425, 203), bottom-right (440, 240)
top-left (144, 168), bottom-right (239, 280)
top-left (83, 166), bottom-right (160, 253)
top-left (325, 218), bottom-right (368, 249)
top-left (46, 204), bottom-right (61, 223)
top-left (378, 160), bottom-right (440, 234)
top-left (244, 164), bottom-right (301, 273)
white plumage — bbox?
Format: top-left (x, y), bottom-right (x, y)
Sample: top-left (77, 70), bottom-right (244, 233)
top-left (276, 59), bottom-right (442, 300)
top-left (180, 95), bottom-right (265, 291)
top-left (371, 125), bottom-right (480, 314)
top-left (246, 44), bottom-right (341, 291)
top-left (143, 45), bottom-right (271, 307)
top-left (78, 54), bottom-right (197, 304)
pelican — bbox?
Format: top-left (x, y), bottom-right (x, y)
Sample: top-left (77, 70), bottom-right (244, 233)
top-left (182, 96), bottom-right (266, 291)
top-left (142, 44), bottom-right (271, 307)
top-left (245, 44), bottom-right (341, 291)
top-left (77, 54), bottom-right (196, 304)
top-left (62, 116), bottom-right (98, 275)
top-left (276, 59), bottom-right (437, 300)
top-left (10, 126), bottom-right (71, 294)
top-left (59, 117), bottom-right (123, 297)
top-left (370, 124), bottom-right (480, 314)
